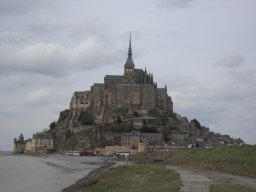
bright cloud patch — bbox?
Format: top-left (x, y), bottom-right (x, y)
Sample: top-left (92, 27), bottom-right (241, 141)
top-left (25, 88), bottom-right (53, 104)
top-left (0, 39), bottom-right (123, 77)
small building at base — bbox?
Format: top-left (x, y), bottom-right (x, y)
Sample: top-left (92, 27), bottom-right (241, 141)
top-left (13, 132), bottom-right (54, 155)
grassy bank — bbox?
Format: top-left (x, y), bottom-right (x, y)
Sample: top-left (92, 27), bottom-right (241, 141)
top-left (210, 183), bottom-right (255, 192)
top-left (67, 164), bottom-right (181, 192)
top-left (130, 145), bottom-right (256, 177)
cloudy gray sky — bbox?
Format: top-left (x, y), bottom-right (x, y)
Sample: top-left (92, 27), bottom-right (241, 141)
top-left (1, 0), bottom-right (255, 150)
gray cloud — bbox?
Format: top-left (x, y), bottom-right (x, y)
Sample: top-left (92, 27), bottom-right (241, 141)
top-left (0, 39), bottom-right (123, 77)
top-left (0, 0), bottom-right (39, 17)
top-left (0, 1), bottom-right (124, 78)
top-left (214, 51), bottom-right (245, 69)
top-left (158, 0), bottom-right (196, 9)
top-left (21, 16), bottom-right (110, 45)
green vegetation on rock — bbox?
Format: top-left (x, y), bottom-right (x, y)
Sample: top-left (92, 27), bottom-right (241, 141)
top-left (114, 107), bottom-right (128, 117)
top-left (78, 111), bottom-right (95, 125)
top-left (49, 121), bottom-right (56, 130)
top-left (140, 126), bottom-right (157, 133)
top-left (56, 137), bottom-right (78, 150)
top-left (65, 130), bottom-right (73, 139)
top-left (112, 122), bottom-right (132, 132)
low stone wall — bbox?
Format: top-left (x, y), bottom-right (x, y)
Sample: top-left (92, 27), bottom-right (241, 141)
top-left (95, 146), bottom-right (130, 155)
top-left (105, 146), bottom-right (130, 155)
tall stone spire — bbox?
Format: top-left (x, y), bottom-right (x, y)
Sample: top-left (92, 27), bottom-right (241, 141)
top-left (128, 32), bottom-right (132, 57)
top-left (123, 33), bottom-right (136, 84)
top-left (125, 32), bottom-right (135, 67)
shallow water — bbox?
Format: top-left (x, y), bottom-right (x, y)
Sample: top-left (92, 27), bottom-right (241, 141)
top-left (0, 152), bottom-right (104, 192)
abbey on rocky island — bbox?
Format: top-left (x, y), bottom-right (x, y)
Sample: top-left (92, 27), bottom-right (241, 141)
top-left (14, 35), bottom-right (244, 154)
top-left (69, 35), bottom-right (173, 124)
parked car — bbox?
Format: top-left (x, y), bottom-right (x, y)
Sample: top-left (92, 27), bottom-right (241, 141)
top-left (79, 151), bottom-right (94, 156)
top-left (74, 151), bottom-right (80, 156)
top-left (205, 144), bottom-right (213, 149)
top-left (108, 152), bottom-right (121, 158)
top-left (66, 151), bottom-right (74, 156)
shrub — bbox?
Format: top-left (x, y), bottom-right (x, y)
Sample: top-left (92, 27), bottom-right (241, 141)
top-left (116, 116), bottom-right (122, 124)
top-left (49, 121), bottom-right (56, 129)
top-left (65, 130), bottom-right (73, 139)
top-left (140, 126), bottom-right (157, 133)
top-left (191, 119), bottom-right (201, 128)
top-left (78, 111), bottom-right (95, 125)
top-left (112, 122), bottom-right (132, 132)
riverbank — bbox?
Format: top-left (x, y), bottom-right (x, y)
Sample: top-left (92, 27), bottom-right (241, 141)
top-left (62, 161), bottom-right (115, 192)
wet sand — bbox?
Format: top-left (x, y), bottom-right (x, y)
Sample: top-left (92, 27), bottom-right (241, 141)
top-left (0, 153), bottom-right (106, 192)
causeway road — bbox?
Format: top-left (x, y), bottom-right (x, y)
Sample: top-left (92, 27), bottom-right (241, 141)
top-left (167, 165), bottom-right (256, 192)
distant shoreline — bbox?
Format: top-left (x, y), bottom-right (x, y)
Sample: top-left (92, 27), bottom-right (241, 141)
top-left (0, 151), bottom-right (12, 156)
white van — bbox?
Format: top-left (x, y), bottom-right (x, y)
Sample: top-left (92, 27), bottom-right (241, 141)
top-left (66, 151), bottom-right (74, 156)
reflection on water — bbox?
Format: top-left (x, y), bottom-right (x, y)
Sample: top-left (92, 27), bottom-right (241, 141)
top-left (0, 152), bottom-right (104, 192)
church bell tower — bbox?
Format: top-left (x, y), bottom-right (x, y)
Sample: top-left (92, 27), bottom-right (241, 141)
top-left (123, 33), bottom-right (136, 84)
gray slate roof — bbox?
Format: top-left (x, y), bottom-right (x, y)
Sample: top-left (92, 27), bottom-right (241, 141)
top-left (33, 133), bottom-right (53, 139)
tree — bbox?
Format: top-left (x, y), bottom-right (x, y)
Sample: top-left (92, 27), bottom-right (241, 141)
top-left (65, 130), bottom-right (73, 139)
top-left (49, 121), bottom-right (56, 129)
top-left (78, 111), bottom-right (95, 125)
top-left (140, 126), bottom-right (157, 133)
top-left (148, 109), bottom-right (161, 117)
top-left (117, 116), bottom-right (122, 124)
top-left (112, 122), bottom-right (132, 132)
top-left (114, 107), bottom-right (128, 117)
top-left (155, 114), bottom-right (169, 126)
top-left (191, 119), bottom-right (201, 128)
top-left (133, 111), bottom-right (139, 117)
top-left (160, 114), bottom-right (169, 126)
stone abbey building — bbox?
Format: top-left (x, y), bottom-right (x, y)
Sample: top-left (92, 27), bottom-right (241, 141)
top-left (69, 35), bottom-right (173, 124)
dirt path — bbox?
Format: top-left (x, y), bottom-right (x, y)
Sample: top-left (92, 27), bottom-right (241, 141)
top-left (167, 165), bottom-right (256, 192)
